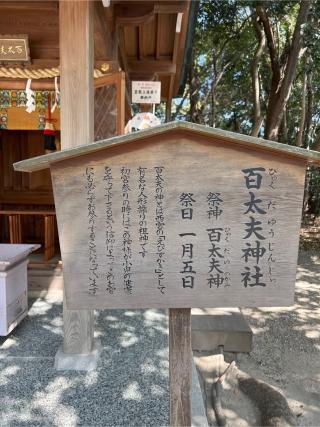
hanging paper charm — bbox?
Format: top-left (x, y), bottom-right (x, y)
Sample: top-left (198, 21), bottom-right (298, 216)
top-left (51, 77), bottom-right (60, 114)
top-left (25, 79), bottom-right (36, 113)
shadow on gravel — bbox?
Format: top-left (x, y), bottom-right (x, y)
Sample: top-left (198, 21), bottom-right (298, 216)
top-left (237, 250), bottom-right (320, 425)
top-left (0, 299), bottom-right (169, 426)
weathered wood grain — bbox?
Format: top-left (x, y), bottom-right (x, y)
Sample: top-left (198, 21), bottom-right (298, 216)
top-left (62, 291), bottom-right (94, 354)
top-left (50, 131), bottom-right (307, 309)
top-left (59, 0), bottom-right (94, 149)
top-left (169, 308), bottom-right (192, 427)
top-left (8, 214), bottom-right (22, 243)
top-left (59, 0), bottom-right (94, 354)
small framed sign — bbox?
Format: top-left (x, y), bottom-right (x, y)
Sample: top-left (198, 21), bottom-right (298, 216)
top-left (0, 35), bottom-right (30, 64)
top-left (132, 81), bottom-right (161, 104)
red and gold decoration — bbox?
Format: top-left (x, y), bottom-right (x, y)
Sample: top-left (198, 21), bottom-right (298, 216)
top-left (43, 93), bottom-right (56, 152)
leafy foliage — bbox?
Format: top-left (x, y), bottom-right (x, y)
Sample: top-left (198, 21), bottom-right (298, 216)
top-left (172, 0), bottom-right (320, 214)
top-left (176, 0), bottom-right (320, 148)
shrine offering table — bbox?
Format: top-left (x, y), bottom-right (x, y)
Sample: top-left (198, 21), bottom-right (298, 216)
top-left (0, 243), bottom-right (40, 335)
top-left (0, 210), bottom-right (56, 261)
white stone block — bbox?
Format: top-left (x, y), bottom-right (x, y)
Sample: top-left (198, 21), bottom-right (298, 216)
top-left (0, 244), bottom-right (40, 336)
top-left (0, 260), bottom-right (28, 336)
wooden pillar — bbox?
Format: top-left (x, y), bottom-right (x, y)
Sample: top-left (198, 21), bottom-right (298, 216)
top-left (169, 308), bottom-right (192, 427)
top-left (116, 72), bottom-right (126, 135)
top-left (8, 214), bottom-right (22, 243)
top-left (166, 98), bottom-right (172, 123)
top-left (59, 0), bottom-right (94, 354)
top-left (44, 215), bottom-right (55, 262)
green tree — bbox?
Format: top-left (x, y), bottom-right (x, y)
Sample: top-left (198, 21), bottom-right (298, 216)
top-left (181, 0), bottom-right (320, 148)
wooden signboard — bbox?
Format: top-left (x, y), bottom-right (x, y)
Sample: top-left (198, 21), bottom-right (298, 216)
top-left (0, 35), bottom-right (30, 64)
top-left (14, 122), bottom-right (320, 311)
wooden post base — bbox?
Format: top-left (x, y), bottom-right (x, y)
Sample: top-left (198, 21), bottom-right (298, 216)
top-left (63, 289), bottom-right (94, 354)
top-left (169, 308), bottom-right (192, 427)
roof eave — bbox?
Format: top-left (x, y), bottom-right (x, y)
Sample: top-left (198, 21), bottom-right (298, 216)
top-left (13, 121), bottom-right (320, 173)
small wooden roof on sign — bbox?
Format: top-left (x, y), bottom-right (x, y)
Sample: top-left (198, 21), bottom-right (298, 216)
top-left (14, 121), bottom-right (320, 173)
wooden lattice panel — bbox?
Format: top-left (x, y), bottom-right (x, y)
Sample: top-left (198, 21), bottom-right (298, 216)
top-left (94, 84), bottom-right (117, 141)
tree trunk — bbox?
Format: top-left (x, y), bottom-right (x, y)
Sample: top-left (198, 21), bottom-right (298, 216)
top-left (257, 1), bottom-right (311, 141)
top-left (279, 108), bottom-right (288, 144)
top-left (188, 49), bottom-right (197, 123)
top-left (304, 68), bottom-right (314, 148)
top-left (172, 90), bottom-right (188, 120)
top-left (251, 13), bottom-right (266, 137)
top-left (295, 68), bottom-right (307, 147)
top-left (210, 59), bottom-right (217, 127)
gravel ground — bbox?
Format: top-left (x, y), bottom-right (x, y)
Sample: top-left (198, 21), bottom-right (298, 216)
top-left (1, 248), bottom-right (318, 426)
top-left (238, 249), bottom-right (320, 426)
top-left (194, 249), bottom-right (320, 427)
top-left (0, 302), bottom-right (170, 426)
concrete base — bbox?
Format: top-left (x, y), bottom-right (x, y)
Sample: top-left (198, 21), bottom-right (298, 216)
top-left (192, 359), bottom-right (209, 427)
top-left (191, 308), bottom-right (252, 353)
top-left (54, 339), bottom-right (101, 371)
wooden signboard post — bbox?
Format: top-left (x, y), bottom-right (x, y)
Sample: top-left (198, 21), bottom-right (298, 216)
top-left (14, 121), bottom-right (320, 426)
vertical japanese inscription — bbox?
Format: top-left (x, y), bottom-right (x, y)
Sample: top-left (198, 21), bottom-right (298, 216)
top-left (267, 168), bottom-right (279, 283)
top-left (86, 166), bottom-right (99, 295)
top-left (80, 157), bottom-right (283, 305)
top-left (207, 192), bottom-right (223, 220)
top-left (137, 167), bottom-right (149, 258)
top-left (121, 167), bottom-right (133, 294)
top-left (179, 193), bottom-right (197, 289)
top-left (241, 167), bottom-right (267, 287)
top-left (206, 227), bottom-right (224, 288)
top-left (103, 166), bottom-right (116, 294)
top-left (224, 227), bottom-right (232, 287)
top-left (155, 166), bottom-right (166, 294)
top-left (206, 192), bottom-right (231, 289)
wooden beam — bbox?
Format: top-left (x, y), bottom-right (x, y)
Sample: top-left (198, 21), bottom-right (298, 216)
top-left (0, 60), bottom-right (117, 72)
top-left (155, 14), bottom-right (160, 60)
top-left (30, 46), bottom-right (59, 59)
top-left (129, 73), bottom-right (156, 81)
top-left (0, 80), bottom-right (55, 90)
top-left (166, 13), bottom-right (181, 106)
top-left (115, 4), bottom-right (154, 26)
top-left (138, 25), bottom-right (144, 60)
top-left (166, 91), bottom-right (173, 122)
top-left (0, 1), bottom-right (58, 11)
top-left (154, 3), bottom-right (186, 14)
top-left (59, 0), bottom-right (94, 355)
top-left (128, 59), bottom-right (176, 74)
top-left (169, 308), bottom-right (192, 427)
top-left (26, 59), bottom-right (60, 69)
top-left (94, 73), bottom-right (118, 89)
top-left (173, 1), bottom-right (191, 96)
top-left (116, 71), bottom-right (125, 135)
top-left (118, 27), bottom-right (129, 77)
top-left (172, 17), bottom-right (181, 64)
top-left (0, 69), bottom-right (119, 91)
top-left (117, 26), bottom-right (132, 109)
top-left (94, 1), bottom-right (114, 59)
